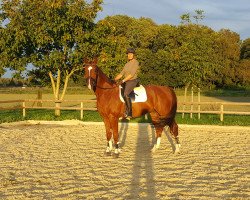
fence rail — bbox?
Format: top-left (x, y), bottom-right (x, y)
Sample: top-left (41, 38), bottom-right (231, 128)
top-left (1, 99), bottom-right (250, 121)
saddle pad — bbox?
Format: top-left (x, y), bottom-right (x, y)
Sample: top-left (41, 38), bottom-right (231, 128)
top-left (119, 85), bottom-right (147, 103)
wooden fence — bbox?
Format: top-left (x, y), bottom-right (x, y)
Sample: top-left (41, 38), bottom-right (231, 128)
top-left (177, 102), bottom-right (250, 121)
top-left (1, 99), bottom-right (250, 121)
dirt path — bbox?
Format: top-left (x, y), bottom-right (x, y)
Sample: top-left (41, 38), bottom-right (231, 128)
top-left (0, 120), bottom-right (249, 199)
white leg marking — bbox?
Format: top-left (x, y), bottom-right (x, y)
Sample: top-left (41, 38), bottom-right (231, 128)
top-left (156, 137), bottom-right (161, 149)
top-left (106, 140), bottom-right (113, 153)
top-left (109, 140), bottom-right (113, 150)
top-left (175, 143), bottom-right (181, 154)
top-left (152, 137), bottom-right (161, 152)
top-left (114, 148), bottom-right (121, 154)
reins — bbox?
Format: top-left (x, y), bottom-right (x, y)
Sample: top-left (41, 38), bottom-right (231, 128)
top-left (88, 66), bottom-right (120, 90)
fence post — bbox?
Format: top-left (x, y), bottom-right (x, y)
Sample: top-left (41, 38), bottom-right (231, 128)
top-left (37, 87), bottom-right (43, 107)
top-left (198, 88), bottom-right (201, 119)
top-left (220, 104), bottom-right (224, 121)
top-left (22, 101), bottom-right (26, 117)
top-left (182, 86), bottom-right (188, 118)
top-left (190, 87), bottom-right (193, 119)
top-left (80, 102), bottom-right (83, 120)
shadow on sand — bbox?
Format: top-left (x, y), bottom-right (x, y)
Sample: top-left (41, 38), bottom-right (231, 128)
top-left (127, 124), bottom-right (156, 199)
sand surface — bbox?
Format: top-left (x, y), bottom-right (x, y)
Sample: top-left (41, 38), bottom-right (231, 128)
top-left (0, 120), bottom-right (249, 199)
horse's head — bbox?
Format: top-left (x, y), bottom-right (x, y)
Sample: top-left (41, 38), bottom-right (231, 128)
top-left (84, 58), bottom-right (98, 91)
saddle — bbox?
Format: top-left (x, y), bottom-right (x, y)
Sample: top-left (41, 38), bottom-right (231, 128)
top-left (119, 84), bottom-right (147, 103)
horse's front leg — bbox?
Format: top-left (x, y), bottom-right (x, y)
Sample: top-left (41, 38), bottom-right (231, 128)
top-left (110, 115), bottom-right (121, 155)
top-left (103, 117), bottom-right (113, 154)
top-left (150, 112), bottom-right (164, 152)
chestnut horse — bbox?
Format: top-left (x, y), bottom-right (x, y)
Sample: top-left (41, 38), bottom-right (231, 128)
top-left (84, 61), bottom-right (180, 155)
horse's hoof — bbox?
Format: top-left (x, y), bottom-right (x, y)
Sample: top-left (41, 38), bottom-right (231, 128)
top-left (151, 145), bottom-right (159, 153)
top-left (114, 148), bottom-right (121, 154)
top-left (174, 144), bottom-right (181, 154)
top-left (105, 147), bottom-right (112, 156)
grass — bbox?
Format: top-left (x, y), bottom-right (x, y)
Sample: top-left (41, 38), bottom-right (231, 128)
top-left (1, 109), bottom-right (249, 126)
top-left (1, 86), bottom-right (250, 126)
top-left (202, 88), bottom-right (250, 97)
top-left (0, 86), bottom-right (94, 95)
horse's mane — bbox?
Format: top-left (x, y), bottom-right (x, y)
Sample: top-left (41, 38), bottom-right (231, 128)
top-left (96, 66), bottom-right (115, 85)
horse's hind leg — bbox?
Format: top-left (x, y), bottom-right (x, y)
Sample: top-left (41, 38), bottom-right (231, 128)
top-left (169, 119), bottom-right (180, 153)
top-left (152, 124), bottom-right (164, 152)
top-left (150, 112), bottom-right (164, 152)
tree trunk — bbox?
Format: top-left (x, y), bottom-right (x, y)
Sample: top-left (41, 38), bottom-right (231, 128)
top-left (49, 68), bottom-right (78, 117)
top-left (49, 69), bottom-right (61, 116)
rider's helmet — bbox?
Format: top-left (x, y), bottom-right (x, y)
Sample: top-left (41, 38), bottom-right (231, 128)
top-left (126, 48), bottom-right (136, 54)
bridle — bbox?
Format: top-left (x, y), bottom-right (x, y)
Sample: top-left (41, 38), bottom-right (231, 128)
top-left (85, 65), bottom-right (119, 90)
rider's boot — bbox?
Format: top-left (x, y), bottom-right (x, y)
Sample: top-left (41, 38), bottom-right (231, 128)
top-left (124, 95), bottom-right (132, 120)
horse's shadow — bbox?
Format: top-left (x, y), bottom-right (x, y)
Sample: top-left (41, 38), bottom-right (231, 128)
top-left (126, 123), bottom-right (156, 199)
top-left (163, 127), bottom-right (176, 153)
top-left (118, 122), bottom-right (176, 199)
top-left (118, 121), bottom-right (129, 148)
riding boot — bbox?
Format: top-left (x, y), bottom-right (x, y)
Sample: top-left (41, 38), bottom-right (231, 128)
top-left (124, 95), bottom-right (132, 119)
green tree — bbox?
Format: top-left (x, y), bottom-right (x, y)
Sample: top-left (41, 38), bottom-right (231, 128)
top-left (193, 9), bottom-right (205, 24)
top-left (96, 15), bottom-right (131, 78)
top-left (126, 17), bottom-right (158, 49)
top-left (0, 0), bottom-right (103, 103)
top-left (240, 38), bottom-right (250, 59)
top-left (215, 29), bottom-right (240, 87)
top-left (236, 59), bottom-right (250, 86)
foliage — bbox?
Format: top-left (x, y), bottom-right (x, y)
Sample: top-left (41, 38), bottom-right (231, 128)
top-left (240, 38), bottom-right (250, 59)
top-left (1, 4), bottom-right (249, 90)
top-left (95, 14), bottom-right (246, 89)
top-left (0, 0), bottom-right (104, 101)
top-left (235, 59), bottom-right (250, 87)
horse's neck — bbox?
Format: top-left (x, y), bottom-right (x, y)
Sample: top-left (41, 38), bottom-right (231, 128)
top-left (95, 70), bottom-right (116, 97)
top-left (97, 70), bottom-right (112, 87)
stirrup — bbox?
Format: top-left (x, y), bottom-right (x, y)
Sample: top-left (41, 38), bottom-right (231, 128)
top-left (124, 113), bottom-right (132, 120)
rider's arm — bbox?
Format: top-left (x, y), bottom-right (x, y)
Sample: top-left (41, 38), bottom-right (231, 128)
top-left (122, 74), bottom-right (133, 83)
top-left (114, 74), bottom-right (123, 81)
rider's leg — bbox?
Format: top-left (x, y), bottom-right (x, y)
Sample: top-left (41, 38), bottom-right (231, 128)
top-left (123, 79), bottom-right (138, 119)
top-left (124, 94), bottom-right (132, 118)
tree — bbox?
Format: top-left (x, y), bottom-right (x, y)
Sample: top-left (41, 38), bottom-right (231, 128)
top-left (240, 38), bottom-right (250, 59)
top-left (215, 29), bottom-right (240, 87)
top-left (180, 10), bottom-right (204, 25)
top-left (95, 15), bottom-right (130, 78)
top-left (0, 0), bottom-right (103, 115)
top-left (193, 9), bottom-right (205, 24)
top-left (126, 17), bottom-right (158, 49)
top-left (236, 59), bottom-right (250, 86)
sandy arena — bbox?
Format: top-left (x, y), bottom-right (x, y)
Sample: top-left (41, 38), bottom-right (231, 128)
top-left (0, 120), bottom-right (249, 199)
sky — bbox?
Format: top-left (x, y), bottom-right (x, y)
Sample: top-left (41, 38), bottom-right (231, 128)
top-left (2, 0), bottom-right (250, 78)
top-left (96, 0), bottom-right (250, 40)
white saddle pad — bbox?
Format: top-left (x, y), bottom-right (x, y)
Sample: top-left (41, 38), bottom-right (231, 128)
top-left (119, 85), bottom-right (147, 103)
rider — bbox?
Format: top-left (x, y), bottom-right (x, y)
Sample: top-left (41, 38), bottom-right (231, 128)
top-left (114, 48), bottom-right (140, 120)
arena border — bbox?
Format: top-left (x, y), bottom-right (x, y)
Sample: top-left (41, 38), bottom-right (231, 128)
top-left (0, 120), bottom-right (249, 131)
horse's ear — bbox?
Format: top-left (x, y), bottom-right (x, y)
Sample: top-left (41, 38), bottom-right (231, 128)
top-left (84, 58), bottom-right (89, 65)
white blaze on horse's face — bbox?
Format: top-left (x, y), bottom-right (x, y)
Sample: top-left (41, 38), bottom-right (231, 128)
top-left (87, 66), bottom-right (93, 90)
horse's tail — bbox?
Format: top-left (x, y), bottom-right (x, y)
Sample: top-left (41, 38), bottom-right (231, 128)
top-left (168, 87), bottom-right (178, 121)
